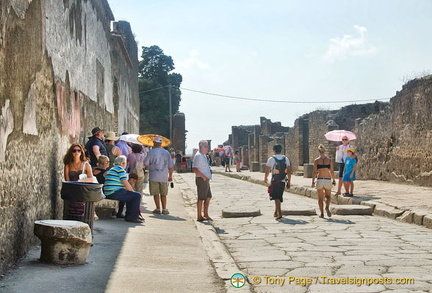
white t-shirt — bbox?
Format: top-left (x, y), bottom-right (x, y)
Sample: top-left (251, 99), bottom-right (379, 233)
top-left (336, 144), bottom-right (353, 163)
top-left (193, 152), bottom-right (212, 179)
top-left (266, 154), bottom-right (291, 181)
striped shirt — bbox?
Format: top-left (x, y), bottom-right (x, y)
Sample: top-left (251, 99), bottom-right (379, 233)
top-left (103, 165), bottom-right (127, 196)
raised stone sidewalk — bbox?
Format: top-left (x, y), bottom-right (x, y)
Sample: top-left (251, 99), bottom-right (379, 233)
top-left (212, 167), bottom-right (432, 229)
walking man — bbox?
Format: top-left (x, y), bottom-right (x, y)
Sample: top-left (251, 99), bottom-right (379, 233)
top-left (143, 137), bottom-right (174, 214)
top-left (264, 144), bottom-right (291, 220)
top-left (192, 140), bottom-right (213, 221)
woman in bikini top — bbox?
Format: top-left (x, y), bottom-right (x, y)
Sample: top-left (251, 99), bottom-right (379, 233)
top-left (312, 144), bottom-right (336, 218)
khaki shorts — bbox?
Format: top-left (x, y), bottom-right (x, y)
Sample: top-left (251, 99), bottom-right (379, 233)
top-left (316, 178), bottom-right (333, 190)
top-left (195, 177), bottom-right (212, 200)
top-left (149, 181), bottom-right (169, 196)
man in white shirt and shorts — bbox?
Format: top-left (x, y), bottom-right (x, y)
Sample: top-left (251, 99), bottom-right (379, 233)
top-left (192, 140), bottom-right (213, 221)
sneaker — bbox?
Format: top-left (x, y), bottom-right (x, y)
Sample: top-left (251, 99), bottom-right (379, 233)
top-left (162, 209), bottom-right (170, 214)
top-left (325, 207), bottom-right (332, 217)
top-left (152, 209), bottom-right (161, 214)
top-left (343, 193), bottom-right (350, 197)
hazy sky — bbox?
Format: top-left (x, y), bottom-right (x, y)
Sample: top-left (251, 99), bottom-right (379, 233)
top-left (108, 0), bottom-right (432, 153)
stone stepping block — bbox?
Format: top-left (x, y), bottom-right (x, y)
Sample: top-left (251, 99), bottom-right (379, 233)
top-left (95, 207), bottom-right (116, 219)
top-left (222, 209), bottom-right (261, 218)
top-left (34, 220), bottom-right (92, 265)
top-left (331, 205), bottom-right (373, 215)
top-left (282, 209), bottom-right (316, 216)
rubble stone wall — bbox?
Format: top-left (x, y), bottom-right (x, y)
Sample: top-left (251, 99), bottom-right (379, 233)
top-left (0, 0), bottom-right (139, 274)
top-left (355, 77), bottom-right (432, 185)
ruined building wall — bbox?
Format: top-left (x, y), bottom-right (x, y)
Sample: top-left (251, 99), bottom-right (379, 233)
top-left (172, 112), bottom-right (186, 154)
top-left (0, 0), bottom-right (139, 274)
top-left (355, 77), bottom-right (432, 185)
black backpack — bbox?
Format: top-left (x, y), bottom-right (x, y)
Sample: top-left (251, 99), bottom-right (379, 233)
top-left (272, 156), bottom-right (287, 181)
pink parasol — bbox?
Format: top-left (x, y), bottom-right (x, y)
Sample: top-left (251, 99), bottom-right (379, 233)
top-left (324, 130), bottom-right (357, 142)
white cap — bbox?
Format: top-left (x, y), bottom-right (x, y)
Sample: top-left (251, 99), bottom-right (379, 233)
top-left (153, 137), bottom-right (163, 143)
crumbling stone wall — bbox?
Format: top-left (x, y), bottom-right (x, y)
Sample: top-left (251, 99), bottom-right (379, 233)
top-left (355, 76), bottom-right (432, 185)
top-left (0, 0), bottom-right (139, 274)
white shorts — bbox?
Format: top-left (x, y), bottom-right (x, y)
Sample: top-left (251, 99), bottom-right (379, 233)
top-left (316, 178), bottom-right (333, 190)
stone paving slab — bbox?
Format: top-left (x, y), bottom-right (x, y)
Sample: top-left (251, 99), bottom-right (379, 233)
top-left (213, 167), bottom-right (432, 230)
top-left (177, 172), bottom-right (432, 292)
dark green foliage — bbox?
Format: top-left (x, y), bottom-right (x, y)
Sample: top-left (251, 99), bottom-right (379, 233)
top-left (138, 45), bottom-right (182, 137)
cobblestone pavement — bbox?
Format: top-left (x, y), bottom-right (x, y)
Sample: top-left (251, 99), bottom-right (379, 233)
top-left (176, 172), bottom-right (432, 292)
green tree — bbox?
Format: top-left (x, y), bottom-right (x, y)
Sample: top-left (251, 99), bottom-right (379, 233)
top-left (139, 45), bottom-right (182, 137)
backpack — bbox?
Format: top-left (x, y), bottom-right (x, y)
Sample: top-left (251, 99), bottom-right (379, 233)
top-left (131, 153), bottom-right (144, 177)
top-left (272, 156), bottom-right (287, 181)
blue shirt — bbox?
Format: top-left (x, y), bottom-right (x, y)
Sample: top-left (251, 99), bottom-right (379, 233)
top-left (103, 165), bottom-right (127, 195)
top-left (143, 148), bottom-right (174, 182)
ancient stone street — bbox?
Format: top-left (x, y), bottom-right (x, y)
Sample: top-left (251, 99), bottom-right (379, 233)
top-left (177, 172), bottom-right (432, 292)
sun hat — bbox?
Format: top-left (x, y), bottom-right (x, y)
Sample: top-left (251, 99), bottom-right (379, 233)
top-left (91, 127), bottom-right (104, 136)
top-left (105, 132), bottom-right (119, 141)
top-left (345, 148), bottom-right (355, 153)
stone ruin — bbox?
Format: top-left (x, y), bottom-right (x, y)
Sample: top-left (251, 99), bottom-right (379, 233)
top-left (229, 76), bottom-right (432, 187)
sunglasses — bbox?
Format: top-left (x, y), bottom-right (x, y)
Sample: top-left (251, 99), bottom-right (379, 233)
top-left (342, 139), bottom-right (348, 141)
top-left (72, 149), bottom-right (82, 153)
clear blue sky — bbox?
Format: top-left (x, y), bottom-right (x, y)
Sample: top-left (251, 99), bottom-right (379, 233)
top-left (108, 0), bottom-right (432, 153)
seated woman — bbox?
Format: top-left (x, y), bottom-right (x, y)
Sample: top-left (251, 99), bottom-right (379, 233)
top-left (63, 143), bottom-right (94, 182)
top-left (63, 143), bottom-right (96, 220)
top-left (104, 155), bottom-right (143, 223)
top-left (93, 155), bottom-right (109, 184)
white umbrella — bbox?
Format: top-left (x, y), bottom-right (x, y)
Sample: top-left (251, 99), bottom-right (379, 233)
top-left (120, 134), bottom-right (143, 145)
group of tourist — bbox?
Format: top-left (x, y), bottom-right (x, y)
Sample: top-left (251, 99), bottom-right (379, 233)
top-left (63, 127), bottom-right (358, 224)
top-left (63, 127), bottom-right (175, 224)
top-left (264, 136), bottom-right (357, 220)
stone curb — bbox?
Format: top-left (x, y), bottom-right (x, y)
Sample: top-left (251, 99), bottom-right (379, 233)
top-left (174, 174), bottom-right (252, 292)
top-left (213, 170), bottom-right (432, 229)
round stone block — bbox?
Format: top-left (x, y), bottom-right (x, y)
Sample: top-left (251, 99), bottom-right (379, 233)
top-left (222, 209), bottom-right (261, 218)
top-left (95, 207), bottom-right (116, 219)
top-left (34, 220), bottom-right (92, 265)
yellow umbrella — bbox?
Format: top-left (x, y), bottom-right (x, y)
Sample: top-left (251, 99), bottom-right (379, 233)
top-left (137, 134), bottom-right (172, 148)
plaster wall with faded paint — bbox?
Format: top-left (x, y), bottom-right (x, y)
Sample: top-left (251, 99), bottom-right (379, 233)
top-left (0, 0), bottom-right (139, 273)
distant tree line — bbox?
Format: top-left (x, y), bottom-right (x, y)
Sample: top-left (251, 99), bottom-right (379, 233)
top-left (138, 45), bottom-right (182, 137)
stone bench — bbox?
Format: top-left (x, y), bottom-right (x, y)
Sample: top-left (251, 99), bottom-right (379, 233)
top-left (34, 220), bottom-right (92, 265)
top-left (95, 198), bottom-right (119, 219)
top-left (331, 205), bottom-right (373, 215)
top-left (222, 209), bottom-right (261, 218)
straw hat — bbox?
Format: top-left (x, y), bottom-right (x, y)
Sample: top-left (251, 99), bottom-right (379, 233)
top-left (105, 131), bottom-right (119, 141)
